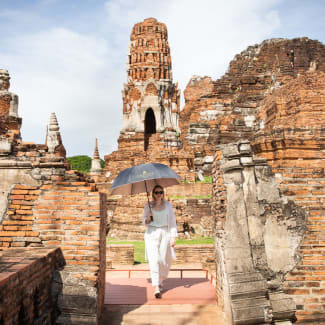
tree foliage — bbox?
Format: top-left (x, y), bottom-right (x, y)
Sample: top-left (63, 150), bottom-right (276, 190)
top-left (67, 155), bottom-right (105, 174)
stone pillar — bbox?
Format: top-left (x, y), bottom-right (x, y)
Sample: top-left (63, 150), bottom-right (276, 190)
top-left (213, 140), bottom-right (298, 324)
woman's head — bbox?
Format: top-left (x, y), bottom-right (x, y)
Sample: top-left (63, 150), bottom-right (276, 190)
top-left (152, 185), bottom-right (164, 201)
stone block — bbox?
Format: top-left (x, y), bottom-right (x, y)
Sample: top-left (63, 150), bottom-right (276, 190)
top-left (222, 144), bottom-right (240, 158)
top-left (232, 302), bottom-right (272, 325)
top-left (225, 258), bottom-right (255, 274)
top-left (238, 142), bottom-right (252, 154)
top-left (229, 278), bottom-right (268, 300)
top-left (57, 294), bottom-right (97, 314)
top-left (221, 159), bottom-right (242, 173)
top-left (240, 156), bottom-right (253, 166)
top-left (252, 155), bottom-right (267, 165)
top-left (269, 292), bottom-right (296, 322)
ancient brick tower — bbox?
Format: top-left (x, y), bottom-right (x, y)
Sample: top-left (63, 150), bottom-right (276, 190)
top-left (122, 17), bottom-right (181, 135)
top-left (102, 18), bottom-right (194, 185)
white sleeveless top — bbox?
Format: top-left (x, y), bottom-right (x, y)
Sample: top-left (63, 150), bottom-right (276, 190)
top-left (151, 208), bottom-right (168, 227)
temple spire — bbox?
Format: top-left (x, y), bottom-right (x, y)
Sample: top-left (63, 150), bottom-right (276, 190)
top-left (46, 112), bottom-right (66, 156)
top-left (122, 18), bottom-right (180, 134)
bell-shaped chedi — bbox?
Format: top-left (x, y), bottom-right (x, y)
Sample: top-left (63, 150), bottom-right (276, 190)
top-left (122, 17), bottom-right (181, 134)
top-left (0, 69), bottom-right (21, 141)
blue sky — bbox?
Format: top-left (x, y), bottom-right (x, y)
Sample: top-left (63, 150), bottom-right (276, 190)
top-left (1, 0), bottom-right (324, 157)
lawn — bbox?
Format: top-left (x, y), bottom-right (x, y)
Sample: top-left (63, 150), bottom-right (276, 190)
top-left (107, 237), bottom-right (213, 264)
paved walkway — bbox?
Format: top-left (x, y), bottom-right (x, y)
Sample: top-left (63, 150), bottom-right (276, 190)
top-left (101, 264), bottom-right (225, 324)
top-left (105, 277), bottom-right (216, 305)
top-left (100, 304), bottom-right (225, 325)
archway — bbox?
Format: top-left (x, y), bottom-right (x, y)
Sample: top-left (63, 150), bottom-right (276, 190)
top-left (144, 108), bottom-right (156, 135)
top-left (144, 108), bottom-right (156, 150)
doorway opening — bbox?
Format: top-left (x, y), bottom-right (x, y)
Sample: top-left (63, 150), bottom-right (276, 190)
top-left (144, 108), bottom-right (156, 151)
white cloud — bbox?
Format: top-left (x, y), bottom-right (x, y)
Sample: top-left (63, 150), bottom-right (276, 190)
top-left (103, 0), bottom-right (281, 103)
top-left (1, 27), bottom-right (122, 156)
top-left (0, 0), bottom-right (297, 158)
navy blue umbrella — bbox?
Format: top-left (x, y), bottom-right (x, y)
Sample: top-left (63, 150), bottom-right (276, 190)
top-left (110, 163), bottom-right (181, 196)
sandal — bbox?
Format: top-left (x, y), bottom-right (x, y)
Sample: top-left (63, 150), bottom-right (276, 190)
top-left (154, 289), bottom-right (161, 298)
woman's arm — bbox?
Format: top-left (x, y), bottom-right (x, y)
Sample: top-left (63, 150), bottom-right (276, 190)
top-left (142, 203), bottom-right (152, 225)
top-left (167, 201), bottom-right (178, 238)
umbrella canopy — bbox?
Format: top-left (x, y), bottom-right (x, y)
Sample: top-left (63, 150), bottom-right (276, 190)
top-left (110, 163), bottom-right (181, 195)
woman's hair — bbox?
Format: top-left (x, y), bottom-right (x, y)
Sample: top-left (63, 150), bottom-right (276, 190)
top-left (152, 185), bottom-right (164, 201)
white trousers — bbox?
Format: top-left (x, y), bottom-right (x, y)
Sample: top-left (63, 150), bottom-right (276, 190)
top-left (145, 226), bottom-right (173, 286)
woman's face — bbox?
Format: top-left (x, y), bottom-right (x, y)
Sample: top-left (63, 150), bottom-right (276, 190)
top-left (153, 187), bottom-right (164, 201)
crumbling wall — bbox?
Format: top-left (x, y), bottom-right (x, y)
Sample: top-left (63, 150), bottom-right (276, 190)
top-left (181, 38), bottom-right (325, 174)
top-left (253, 71), bottom-right (325, 323)
top-left (0, 179), bottom-right (107, 324)
top-left (212, 140), bottom-right (303, 324)
top-left (0, 247), bottom-right (64, 324)
top-left (0, 69), bottom-right (107, 324)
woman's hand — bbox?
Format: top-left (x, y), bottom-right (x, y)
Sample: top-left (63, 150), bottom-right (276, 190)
top-left (145, 215), bottom-right (152, 224)
top-left (170, 238), bottom-right (176, 248)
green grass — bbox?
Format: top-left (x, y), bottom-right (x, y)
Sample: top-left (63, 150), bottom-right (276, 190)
top-left (195, 176), bottom-right (212, 183)
top-left (175, 237), bottom-right (213, 245)
top-left (107, 237), bottom-right (213, 264)
top-left (107, 239), bottom-right (146, 264)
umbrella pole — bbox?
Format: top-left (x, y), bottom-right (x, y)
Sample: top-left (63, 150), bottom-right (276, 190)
top-left (144, 181), bottom-right (153, 218)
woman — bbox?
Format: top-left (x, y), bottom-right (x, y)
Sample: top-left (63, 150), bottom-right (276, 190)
top-left (142, 185), bottom-right (177, 298)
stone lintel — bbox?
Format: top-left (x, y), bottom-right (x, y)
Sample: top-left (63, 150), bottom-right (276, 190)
top-left (221, 159), bottom-right (243, 172)
top-left (0, 160), bottom-right (32, 168)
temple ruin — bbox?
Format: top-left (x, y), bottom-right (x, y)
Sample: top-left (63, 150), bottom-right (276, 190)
top-left (0, 17), bottom-right (325, 324)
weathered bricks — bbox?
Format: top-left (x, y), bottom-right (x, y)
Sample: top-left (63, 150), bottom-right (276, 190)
top-left (0, 247), bottom-right (63, 324)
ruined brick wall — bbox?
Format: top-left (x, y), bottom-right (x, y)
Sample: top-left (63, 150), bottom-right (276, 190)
top-left (180, 38), bottom-right (325, 174)
top-left (171, 198), bottom-right (213, 237)
top-left (107, 244), bottom-right (134, 265)
top-left (105, 192), bottom-right (213, 240)
top-left (174, 244), bottom-right (215, 265)
top-left (103, 133), bottom-right (194, 185)
top-left (0, 176), bottom-right (107, 324)
top-left (101, 132), bottom-right (199, 240)
top-left (165, 182), bottom-right (212, 198)
top-left (252, 72), bottom-right (325, 323)
top-left (105, 244), bottom-right (214, 267)
top-left (0, 247), bottom-right (64, 324)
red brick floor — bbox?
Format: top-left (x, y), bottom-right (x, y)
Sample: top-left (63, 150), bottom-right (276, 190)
top-left (101, 266), bottom-right (225, 324)
top-left (105, 277), bottom-right (216, 305)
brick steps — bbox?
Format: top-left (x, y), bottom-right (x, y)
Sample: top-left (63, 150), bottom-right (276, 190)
top-left (101, 304), bottom-right (224, 325)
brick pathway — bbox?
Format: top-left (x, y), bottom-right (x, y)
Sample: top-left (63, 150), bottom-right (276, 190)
top-left (105, 277), bottom-right (216, 305)
top-left (101, 265), bottom-right (225, 324)
top-left (100, 304), bottom-right (225, 325)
